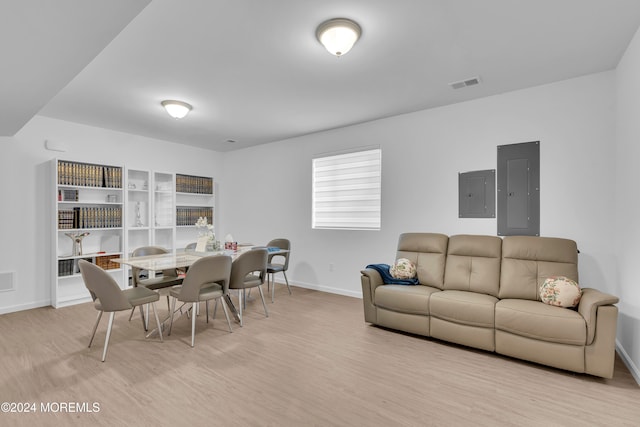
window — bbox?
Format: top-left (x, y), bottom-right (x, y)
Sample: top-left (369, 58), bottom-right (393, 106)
top-left (312, 148), bottom-right (381, 230)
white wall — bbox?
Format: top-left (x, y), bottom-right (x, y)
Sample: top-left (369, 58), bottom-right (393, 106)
top-left (221, 72), bottom-right (617, 300)
top-left (0, 116), bottom-right (222, 314)
top-left (615, 26), bottom-right (640, 381)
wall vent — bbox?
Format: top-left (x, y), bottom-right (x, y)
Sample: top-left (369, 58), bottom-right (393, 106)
top-left (0, 271), bottom-right (15, 292)
top-left (449, 76), bottom-right (481, 89)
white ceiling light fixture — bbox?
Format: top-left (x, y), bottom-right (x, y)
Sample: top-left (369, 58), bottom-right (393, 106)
top-left (161, 100), bottom-right (192, 119)
top-left (316, 18), bottom-right (361, 57)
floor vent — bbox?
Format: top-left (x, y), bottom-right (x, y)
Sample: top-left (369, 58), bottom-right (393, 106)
top-left (0, 271), bottom-right (15, 292)
top-left (449, 76), bottom-right (481, 89)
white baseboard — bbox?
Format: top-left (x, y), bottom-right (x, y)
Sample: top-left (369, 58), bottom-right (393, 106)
top-left (616, 339), bottom-right (640, 385)
top-left (0, 299), bottom-right (51, 315)
top-left (271, 279), bottom-right (363, 299)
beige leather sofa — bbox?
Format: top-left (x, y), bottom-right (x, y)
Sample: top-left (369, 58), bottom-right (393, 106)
top-left (361, 233), bottom-right (619, 378)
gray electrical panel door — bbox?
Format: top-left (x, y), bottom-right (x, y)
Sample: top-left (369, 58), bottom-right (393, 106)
top-left (459, 169), bottom-right (495, 218)
top-left (497, 141), bottom-right (539, 236)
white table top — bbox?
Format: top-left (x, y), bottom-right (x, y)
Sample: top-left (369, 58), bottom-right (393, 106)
top-left (112, 247), bottom-right (288, 270)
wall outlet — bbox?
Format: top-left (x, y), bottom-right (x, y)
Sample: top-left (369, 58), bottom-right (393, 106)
top-left (329, 263), bottom-right (334, 272)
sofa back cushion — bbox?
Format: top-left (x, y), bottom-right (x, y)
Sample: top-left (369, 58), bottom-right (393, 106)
top-left (499, 236), bottom-right (578, 300)
top-left (444, 234), bottom-right (502, 297)
top-left (396, 233), bottom-right (448, 289)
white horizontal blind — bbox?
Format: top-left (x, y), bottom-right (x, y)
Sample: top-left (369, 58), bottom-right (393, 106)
top-left (312, 148), bottom-right (381, 230)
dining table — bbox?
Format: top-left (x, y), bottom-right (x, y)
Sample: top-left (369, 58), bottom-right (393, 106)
top-left (111, 246), bottom-right (289, 332)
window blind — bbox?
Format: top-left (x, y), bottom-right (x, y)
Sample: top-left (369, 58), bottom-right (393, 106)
top-left (312, 148), bottom-right (381, 230)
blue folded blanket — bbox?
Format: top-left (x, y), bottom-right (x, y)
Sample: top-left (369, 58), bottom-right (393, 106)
top-left (365, 264), bottom-right (419, 285)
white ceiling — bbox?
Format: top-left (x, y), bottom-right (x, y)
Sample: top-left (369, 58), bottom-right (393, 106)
top-left (4, 1), bottom-right (640, 152)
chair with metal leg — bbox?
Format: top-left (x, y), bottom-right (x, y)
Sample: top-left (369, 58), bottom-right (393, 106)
top-left (131, 246), bottom-right (183, 290)
top-left (78, 259), bottom-right (163, 362)
top-left (129, 246), bottom-right (183, 326)
top-left (228, 248), bottom-right (268, 326)
top-left (266, 238), bottom-right (291, 303)
top-left (168, 255), bottom-right (233, 347)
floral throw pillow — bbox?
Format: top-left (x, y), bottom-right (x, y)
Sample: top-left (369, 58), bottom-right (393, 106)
top-left (540, 276), bottom-right (582, 308)
top-left (390, 258), bottom-right (417, 279)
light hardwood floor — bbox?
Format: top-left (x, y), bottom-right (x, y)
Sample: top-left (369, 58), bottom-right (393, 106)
top-left (1, 286), bottom-right (638, 426)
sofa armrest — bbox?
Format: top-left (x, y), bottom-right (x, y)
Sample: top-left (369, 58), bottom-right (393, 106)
top-left (361, 268), bottom-right (384, 323)
top-left (578, 288), bottom-right (619, 345)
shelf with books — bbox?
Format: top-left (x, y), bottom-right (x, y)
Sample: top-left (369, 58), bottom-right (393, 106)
top-left (176, 174), bottom-right (213, 195)
top-left (174, 174), bottom-right (214, 250)
top-left (52, 159), bottom-right (125, 308)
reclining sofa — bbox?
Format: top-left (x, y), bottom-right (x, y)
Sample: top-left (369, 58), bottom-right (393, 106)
top-left (360, 233), bottom-right (619, 378)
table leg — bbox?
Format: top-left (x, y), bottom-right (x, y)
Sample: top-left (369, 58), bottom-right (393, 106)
top-left (224, 294), bottom-right (241, 323)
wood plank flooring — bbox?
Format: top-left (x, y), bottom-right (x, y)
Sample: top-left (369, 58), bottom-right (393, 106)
top-left (1, 286), bottom-right (638, 426)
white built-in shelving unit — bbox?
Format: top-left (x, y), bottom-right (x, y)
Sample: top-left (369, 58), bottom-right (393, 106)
top-left (52, 159), bottom-right (125, 308)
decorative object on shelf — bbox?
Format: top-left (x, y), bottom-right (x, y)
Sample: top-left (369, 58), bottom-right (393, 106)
top-left (65, 232), bottom-right (90, 256)
top-left (135, 201), bottom-right (143, 227)
top-left (96, 255), bottom-right (120, 270)
top-left (316, 18), bottom-right (361, 56)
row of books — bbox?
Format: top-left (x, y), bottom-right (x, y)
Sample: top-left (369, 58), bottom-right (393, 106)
top-left (58, 161), bottom-right (122, 188)
top-left (57, 258), bottom-right (90, 276)
top-left (176, 174), bottom-right (213, 194)
top-left (176, 207), bottom-right (213, 226)
top-left (58, 210), bottom-right (76, 229)
top-left (58, 207), bottom-right (122, 229)
top-left (57, 189), bottom-right (79, 201)
top-left (58, 256), bottom-right (119, 277)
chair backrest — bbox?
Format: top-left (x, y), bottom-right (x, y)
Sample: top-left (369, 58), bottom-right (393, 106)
top-left (177, 255), bottom-right (232, 302)
top-left (78, 260), bottom-right (131, 312)
top-left (131, 246), bottom-right (177, 285)
top-left (229, 248), bottom-right (268, 290)
top-left (266, 238), bottom-right (290, 270)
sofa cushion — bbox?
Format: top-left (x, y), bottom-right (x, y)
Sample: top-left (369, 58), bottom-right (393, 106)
top-left (495, 299), bottom-right (586, 345)
top-left (396, 233), bottom-right (448, 289)
top-left (499, 236), bottom-right (578, 300)
top-left (375, 284), bottom-right (440, 315)
top-left (444, 235), bottom-right (502, 297)
top-left (430, 290), bottom-right (498, 328)
top-left (540, 276), bottom-right (582, 308)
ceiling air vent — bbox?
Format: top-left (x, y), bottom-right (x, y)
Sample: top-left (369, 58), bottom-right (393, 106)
top-left (449, 76), bottom-right (481, 90)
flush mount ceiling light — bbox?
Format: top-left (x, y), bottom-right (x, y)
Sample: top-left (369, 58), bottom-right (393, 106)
top-left (316, 18), bottom-right (361, 56)
top-left (161, 100), bottom-right (192, 119)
